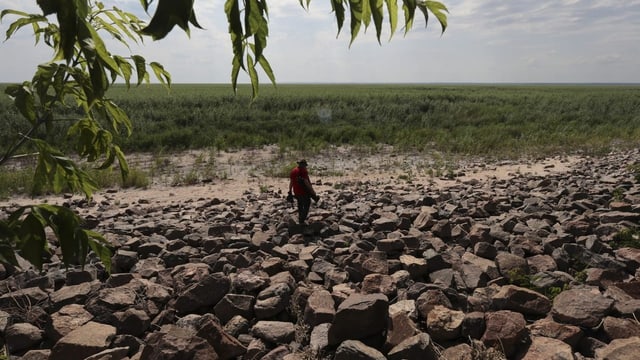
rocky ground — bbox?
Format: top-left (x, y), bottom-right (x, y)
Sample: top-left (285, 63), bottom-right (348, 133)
top-left (1, 148), bottom-right (640, 359)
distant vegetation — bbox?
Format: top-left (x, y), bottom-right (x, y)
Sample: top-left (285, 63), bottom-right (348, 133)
top-left (1, 83), bottom-right (639, 157)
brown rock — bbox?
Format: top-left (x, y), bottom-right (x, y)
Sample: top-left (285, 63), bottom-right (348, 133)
top-left (251, 321), bottom-right (296, 344)
top-left (140, 325), bottom-right (218, 360)
top-left (50, 321), bottom-right (116, 360)
top-left (595, 336), bottom-right (640, 360)
top-left (387, 333), bottom-right (438, 360)
top-left (361, 273), bottom-right (397, 298)
top-left (425, 305), bottom-right (464, 342)
top-left (552, 288), bottom-right (614, 327)
top-left (335, 340), bottom-right (386, 360)
top-left (491, 284), bottom-right (552, 316)
top-left (602, 316), bottom-right (640, 341)
top-left (173, 272), bottom-right (230, 315)
top-left (196, 315), bottom-right (247, 360)
top-left (520, 336), bottom-right (574, 360)
top-left (528, 317), bottom-right (583, 347)
top-left (385, 311), bottom-right (418, 350)
top-left (439, 343), bottom-right (474, 360)
top-left (303, 289), bottom-right (336, 327)
top-left (5, 322), bottom-right (43, 354)
top-left (481, 310), bottom-right (528, 358)
top-left (328, 293), bottom-right (389, 346)
top-left (47, 304), bottom-right (94, 342)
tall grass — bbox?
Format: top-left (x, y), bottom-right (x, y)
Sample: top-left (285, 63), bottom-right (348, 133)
top-left (1, 83), bottom-right (639, 158)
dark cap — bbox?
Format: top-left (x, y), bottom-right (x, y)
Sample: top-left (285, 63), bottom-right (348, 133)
top-left (297, 159), bottom-right (308, 167)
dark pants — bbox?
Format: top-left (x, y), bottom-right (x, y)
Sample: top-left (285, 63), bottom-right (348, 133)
top-left (296, 195), bottom-right (311, 223)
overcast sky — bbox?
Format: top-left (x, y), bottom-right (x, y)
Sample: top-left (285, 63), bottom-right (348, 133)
top-left (1, 0), bottom-right (639, 84)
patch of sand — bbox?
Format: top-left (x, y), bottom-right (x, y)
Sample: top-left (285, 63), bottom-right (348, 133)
top-left (0, 146), bottom-right (582, 207)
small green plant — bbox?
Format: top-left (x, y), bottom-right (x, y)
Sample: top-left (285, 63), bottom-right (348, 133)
top-left (506, 268), bottom-right (533, 288)
top-left (121, 168), bottom-right (150, 189)
top-left (611, 227), bottom-right (640, 249)
top-left (612, 187), bottom-right (625, 201)
top-left (0, 167), bottom-right (34, 198)
top-left (573, 269), bottom-right (588, 283)
top-left (545, 284), bottom-right (569, 300)
top-left (265, 161), bottom-right (296, 178)
top-left (172, 169), bottom-right (200, 186)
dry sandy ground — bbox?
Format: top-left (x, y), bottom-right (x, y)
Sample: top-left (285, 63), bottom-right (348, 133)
top-left (1, 146), bottom-right (581, 208)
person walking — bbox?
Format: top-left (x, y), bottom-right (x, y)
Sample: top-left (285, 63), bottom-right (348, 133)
top-left (288, 159), bottom-right (319, 224)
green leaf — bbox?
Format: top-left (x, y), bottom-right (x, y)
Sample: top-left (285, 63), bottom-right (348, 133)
top-left (370, 0), bottom-right (384, 44)
top-left (17, 213), bottom-right (46, 270)
top-left (113, 144), bottom-right (129, 180)
top-left (2, 13), bottom-right (47, 41)
top-left (86, 230), bottom-right (112, 273)
top-left (225, 0), bottom-right (245, 72)
top-left (104, 100), bottom-right (133, 135)
top-left (402, 0), bottom-right (416, 36)
top-left (80, 20), bottom-right (120, 74)
top-left (231, 54), bottom-right (241, 94)
top-left (348, 0), bottom-right (363, 47)
top-left (114, 55), bottom-right (133, 87)
top-left (141, 0), bottom-right (197, 40)
top-left (330, 0), bottom-right (346, 37)
top-left (131, 55), bottom-right (148, 85)
top-left (247, 54), bottom-right (259, 99)
top-left (424, 1), bottom-right (448, 34)
top-left (385, 0), bottom-right (399, 40)
top-left (257, 53), bottom-right (276, 86)
top-left (55, 0), bottom-right (79, 62)
top-left (4, 83), bottom-right (37, 125)
top-left (150, 62), bottom-right (171, 87)
top-left (362, 0), bottom-right (372, 30)
top-left (36, 0), bottom-right (59, 16)
top-left (0, 220), bottom-right (19, 267)
top-left (104, 8), bottom-right (139, 44)
top-left (298, 0), bottom-right (311, 10)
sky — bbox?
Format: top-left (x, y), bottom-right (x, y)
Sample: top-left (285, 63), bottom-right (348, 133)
top-left (0, 0), bottom-right (639, 84)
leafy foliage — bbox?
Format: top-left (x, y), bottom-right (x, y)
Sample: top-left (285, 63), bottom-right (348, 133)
top-left (0, 1), bottom-right (172, 270)
top-left (0, 204), bottom-right (112, 272)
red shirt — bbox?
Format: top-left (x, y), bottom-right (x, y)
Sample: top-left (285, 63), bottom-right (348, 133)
top-left (290, 166), bottom-right (309, 195)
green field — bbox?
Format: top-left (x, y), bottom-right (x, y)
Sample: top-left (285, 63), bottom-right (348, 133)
top-left (2, 83), bottom-right (639, 158)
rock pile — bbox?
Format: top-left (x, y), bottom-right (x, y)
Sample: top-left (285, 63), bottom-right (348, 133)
top-left (1, 150), bottom-right (640, 359)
